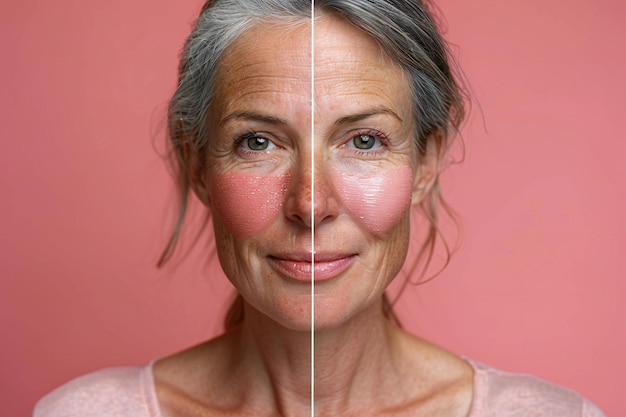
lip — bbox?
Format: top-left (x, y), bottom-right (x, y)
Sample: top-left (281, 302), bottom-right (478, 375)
top-left (268, 252), bottom-right (355, 282)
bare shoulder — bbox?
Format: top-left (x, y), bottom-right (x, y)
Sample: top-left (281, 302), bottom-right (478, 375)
top-left (33, 365), bottom-right (152, 417)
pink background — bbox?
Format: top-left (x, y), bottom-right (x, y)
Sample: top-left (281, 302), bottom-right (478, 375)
top-left (1, 0), bottom-right (624, 415)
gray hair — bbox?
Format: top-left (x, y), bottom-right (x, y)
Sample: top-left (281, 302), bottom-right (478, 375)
top-left (161, 0), bottom-right (467, 326)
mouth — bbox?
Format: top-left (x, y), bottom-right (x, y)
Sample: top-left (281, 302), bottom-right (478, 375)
top-left (267, 252), bottom-right (356, 282)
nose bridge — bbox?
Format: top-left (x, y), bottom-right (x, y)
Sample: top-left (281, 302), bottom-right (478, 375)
top-left (312, 155), bottom-right (335, 214)
top-left (285, 145), bottom-right (338, 227)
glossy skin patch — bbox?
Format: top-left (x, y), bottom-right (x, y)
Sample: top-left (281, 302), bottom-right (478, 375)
top-left (331, 166), bottom-right (414, 235)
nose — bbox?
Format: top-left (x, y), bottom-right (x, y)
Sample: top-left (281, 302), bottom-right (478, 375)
top-left (283, 155), bottom-right (339, 228)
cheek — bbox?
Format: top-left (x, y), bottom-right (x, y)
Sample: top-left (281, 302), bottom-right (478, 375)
top-left (332, 166), bottom-right (414, 235)
top-left (211, 173), bottom-right (288, 237)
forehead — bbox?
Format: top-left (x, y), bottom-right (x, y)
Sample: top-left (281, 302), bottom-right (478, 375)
top-left (212, 16), bottom-right (410, 124)
top-left (213, 21), bottom-right (311, 116)
top-left (313, 16), bottom-right (410, 121)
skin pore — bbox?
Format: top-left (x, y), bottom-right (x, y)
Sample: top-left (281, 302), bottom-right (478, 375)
top-left (154, 15), bottom-right (474, 417)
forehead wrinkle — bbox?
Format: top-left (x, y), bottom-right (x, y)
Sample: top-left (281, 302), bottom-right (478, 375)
top-left (313, 48), bottom-right (411, 125)
top-left (314, 79), bottom-right (407, 111)
top-left (229, 57), bottom-right (311, 78)
top-left (312, 15), bottom-right (407, 107)
top-left (223, 84), bottom-right (310, 106)
top-left (227, 74), bottom-right (310, 90)
top-left (315, 77), bottom-right (399, 94)
top-left (214, 47), bottom-right (311, 126)
top-left (314, 57), bottom-right (390, 79)
top-left (208, 24), bottom-right (312, 144)
top-left (214, 23), bottom-right (312, 101)
top-left (314, 56), bottom-right (406, 100)
top-left (219, 60), bottom-right (310, 96)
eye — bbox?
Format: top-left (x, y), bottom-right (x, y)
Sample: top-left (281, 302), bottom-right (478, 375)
top-left (345, 131), bottom-right (386, 151)
top-left (246, 136), bottom-right (272, 151)
top-left (338, 129), bottom-right (390, 159)
top-left (235, 132), bottom-right (277, 152)
top-left (350, 134), bottom-right (380, 150)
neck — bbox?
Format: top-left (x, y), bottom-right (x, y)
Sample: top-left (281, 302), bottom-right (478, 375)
top-left (231, 299), bottom-right (403, 417)
top-left (313, 300), bottom-right (402, 416)
top-left (235, 304), bottom-right (313, 416)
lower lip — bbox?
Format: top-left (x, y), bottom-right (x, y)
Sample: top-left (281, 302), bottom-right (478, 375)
top-left (268, 256), bottom-right (355, 282)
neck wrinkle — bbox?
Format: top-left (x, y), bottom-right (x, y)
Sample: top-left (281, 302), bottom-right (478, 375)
top-left (236, 306), bottom-right (313, 417)
top-left (232, 300), bottom-right (403, 417)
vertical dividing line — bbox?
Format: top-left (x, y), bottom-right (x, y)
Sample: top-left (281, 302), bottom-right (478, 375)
top-left (310, 2), bottom-right (315, 417)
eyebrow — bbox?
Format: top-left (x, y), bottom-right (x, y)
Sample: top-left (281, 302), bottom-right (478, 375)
top-left (219, 111), bottom-right (289, 127)
top-left (334, 108), bottom-right (403, 126)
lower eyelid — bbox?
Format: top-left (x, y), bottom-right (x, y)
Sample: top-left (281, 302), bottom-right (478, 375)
top-left (341, 147), bottom-right (387, 160)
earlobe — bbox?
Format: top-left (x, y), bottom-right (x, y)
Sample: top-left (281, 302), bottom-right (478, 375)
top-left (411, 131), bottom-right (444, 206)
top-left (189, 158), bottom-right (211, 207)
top-left (190, 170), bottom-right (211, 207)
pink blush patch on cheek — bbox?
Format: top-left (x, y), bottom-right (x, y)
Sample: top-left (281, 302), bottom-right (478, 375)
top-left (211, 173), bottom-right (289, 237)
top-left (332, 166), bottom-right (414, 235)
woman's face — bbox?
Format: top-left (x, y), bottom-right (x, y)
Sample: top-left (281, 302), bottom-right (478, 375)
top-left (202, 16), bottom-right (429, 331)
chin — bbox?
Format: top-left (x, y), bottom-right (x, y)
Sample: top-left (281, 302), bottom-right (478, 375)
top-left (310, 292), bottom-right (374, 332)
top-left (246, 294), bottom-right (315, 333)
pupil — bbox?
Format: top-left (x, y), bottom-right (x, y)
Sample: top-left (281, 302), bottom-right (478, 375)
top-left (355, 135), bottom-right (374, 149)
